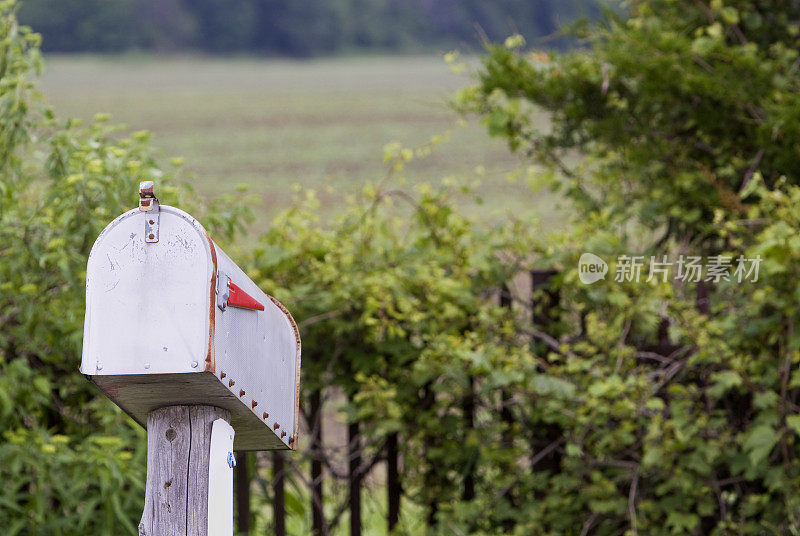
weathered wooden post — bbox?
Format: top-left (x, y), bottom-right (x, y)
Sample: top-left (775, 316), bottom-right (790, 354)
top-left (80, 182), bottom-right (302, 536)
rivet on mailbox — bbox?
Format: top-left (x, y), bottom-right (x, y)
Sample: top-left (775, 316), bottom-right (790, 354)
top-left (81, 182), bottom-right (302, 451)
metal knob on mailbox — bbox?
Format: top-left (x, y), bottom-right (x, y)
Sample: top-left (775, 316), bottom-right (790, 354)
top-left (81, 182), bottom-right (301, 451)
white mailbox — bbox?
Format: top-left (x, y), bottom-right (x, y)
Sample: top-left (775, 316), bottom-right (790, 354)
top-left (81, 182), bottom-right (301, 451)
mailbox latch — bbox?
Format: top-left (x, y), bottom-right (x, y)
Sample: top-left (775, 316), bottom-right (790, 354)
top-left (138, 181), bottom-right (160, 243)
top-left (217, 270), bottom-right (231, 311)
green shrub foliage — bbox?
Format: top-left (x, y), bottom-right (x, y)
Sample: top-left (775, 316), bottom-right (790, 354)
top-left (453, 0), bottom-right (800, 534)
top-left (4, 0), bottom-right (800, 535)
top-left (0, 2), bottom-right (247, 532)
top-left (0, 1), bottom-right (521, 533)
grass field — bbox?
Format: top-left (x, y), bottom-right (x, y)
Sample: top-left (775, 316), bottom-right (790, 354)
top-left (40, 55), bottom-right (557, 229)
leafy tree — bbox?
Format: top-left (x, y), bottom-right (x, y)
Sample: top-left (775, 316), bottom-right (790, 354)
top-left (0, 2), bottom-right (529, 534)
top-left (17, 0), bottom-right (145, 52)
top-left (17, 0), bottom-right (600, 56)
top-left (9, 0), bottom-right (800, 534)
top-left (461, 0), bottom-right (800, 242)
top-left (452, 0), bottom-right (800, 533)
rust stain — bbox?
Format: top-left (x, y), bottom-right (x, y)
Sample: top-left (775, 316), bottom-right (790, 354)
top-left (262, 412), bottom-right (269, 419)
top-left (164, 480), bottom-right (172, 489)
top-left (203, 228), bottom-right (217, 374)
top-left (220, 371), bottom-right (226, 379)
top-left (267, 295), bottom-right (301, 357)
top-left (229, 379), bottom-right (235, 387)
top-left (239, 389), bottom-right (245, 397)
top-left (281, 430), bottom-right (286, 438)
top-left (251, 400), bottom-right (258, 408)
top-left (273, 422), bottom-right (280, 430)
top-left (267, 294), bottom-right (302, 448)
top-left (99, 381), bottom-right (119, 397)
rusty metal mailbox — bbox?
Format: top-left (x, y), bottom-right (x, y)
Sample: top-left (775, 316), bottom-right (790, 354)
top-left (81, 182), bottom-right (301, 451)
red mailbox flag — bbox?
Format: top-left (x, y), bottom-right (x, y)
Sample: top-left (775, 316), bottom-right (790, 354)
top-left (227, 279), bottom-right (265, 311)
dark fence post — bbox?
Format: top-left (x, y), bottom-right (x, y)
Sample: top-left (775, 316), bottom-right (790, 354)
top-left (386, 432), bottom-right (400, 531)
top-left (530, 269), bottom-right (560, 327)
top-left (696, 280), bottom-right (710, 315)
top-left (421, 384), bottom-right (438, 528)
top-left (349, 421), bottom-right (362, 536)
top-left (462, 375), bottom-right (476, 501)
top-left (499, 286), bottom-right (517, 530)
top-left (310, 389), bottom-right (326, 536)
top-left (500, 285), bottom-right (516, 453)
top-left (528, 269), bottom-right (563, 481)
top-left (273, 451), bottom-right (286, 536)
top-left (235, 453), bottom-right (250, 534)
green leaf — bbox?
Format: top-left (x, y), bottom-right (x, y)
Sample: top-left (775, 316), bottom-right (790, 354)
top-left (743, 425), bottom-right (778, 467)
top-left (786, 415), bottom-right (800, 437)
top-left (708, 370), bottom-right (742, 398)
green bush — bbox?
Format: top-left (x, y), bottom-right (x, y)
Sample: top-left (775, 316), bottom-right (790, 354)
top-left (0, 1), bottom-right (523, 533)
top-left (453, 1), bottom-right (800, 533)
top-left (5, 0), bottom-right (800, 534)
top-left (0, 2), bottom-right (247, 533)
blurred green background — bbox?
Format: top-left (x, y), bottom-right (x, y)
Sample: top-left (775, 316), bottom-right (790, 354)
top-left (10, 1), bottom-right (800, 535)
top-left (41, 55), bottom-right (553, 227)
top-left (20, 0), bottom-right (598, 55)
top-left (25, 0), bottom-right (596, 228)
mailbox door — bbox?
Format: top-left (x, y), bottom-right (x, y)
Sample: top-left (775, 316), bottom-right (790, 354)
top-left (81, 206), bottom-right (216, 376)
